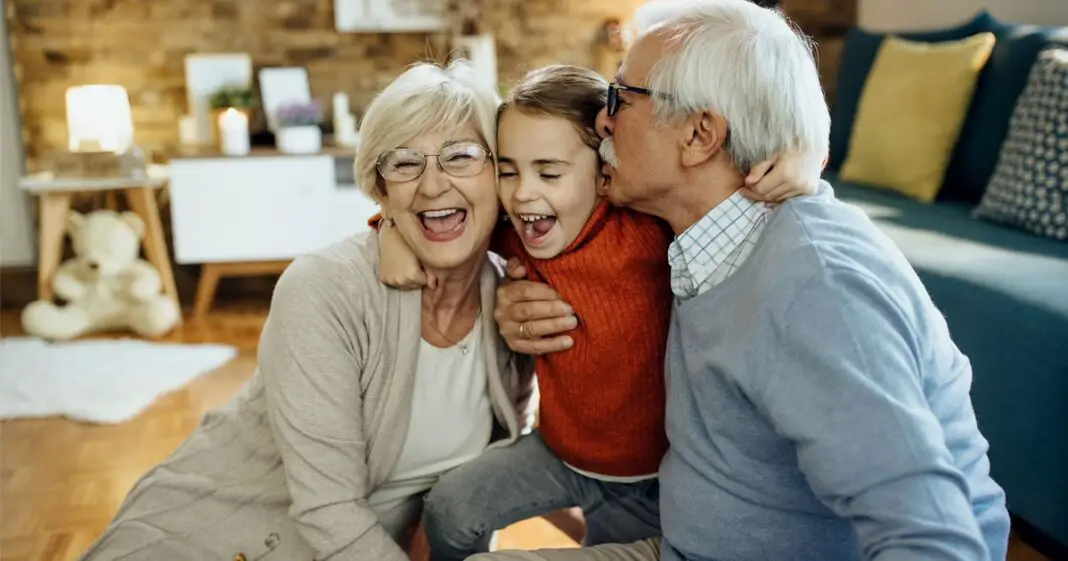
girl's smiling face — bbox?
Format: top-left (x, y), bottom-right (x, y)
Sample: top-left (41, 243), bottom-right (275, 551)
top-left (497, 108), bottom-right (605, 259)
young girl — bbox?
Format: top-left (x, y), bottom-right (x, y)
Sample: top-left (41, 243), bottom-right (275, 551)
top-left (371, 64), bottom-right (821, 559)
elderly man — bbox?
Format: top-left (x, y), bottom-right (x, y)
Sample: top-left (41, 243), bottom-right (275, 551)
top-left (483, 1), bottom-right (1011, 560)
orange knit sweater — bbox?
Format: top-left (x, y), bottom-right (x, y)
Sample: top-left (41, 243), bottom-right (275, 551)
top-left (369, 203), bottom-right (673, 477)
top-left (492, 202), bottom-right (673, 477)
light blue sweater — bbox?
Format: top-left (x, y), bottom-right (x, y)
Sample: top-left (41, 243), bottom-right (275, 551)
top-left (659, 185), bottom-right (1010, 561)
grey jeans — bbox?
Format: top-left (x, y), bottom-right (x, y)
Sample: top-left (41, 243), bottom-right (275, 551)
top-left (423, 431), bottom-right (661, 561)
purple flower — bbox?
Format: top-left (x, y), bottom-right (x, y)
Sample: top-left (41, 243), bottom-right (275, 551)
top-left (276, 100), bottom-right (323, 127)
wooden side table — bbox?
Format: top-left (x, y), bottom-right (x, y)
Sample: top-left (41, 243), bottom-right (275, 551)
top-left (18, 168), bottom-right (181, 320)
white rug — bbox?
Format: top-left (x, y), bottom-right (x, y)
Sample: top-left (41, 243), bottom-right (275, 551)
top-left (0, 337), bottom-right (238, 424)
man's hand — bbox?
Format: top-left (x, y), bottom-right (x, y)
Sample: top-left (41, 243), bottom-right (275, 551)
top-left (494, 258), bottom-right (577, 355)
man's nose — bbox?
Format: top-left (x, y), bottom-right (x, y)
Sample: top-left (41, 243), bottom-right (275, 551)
top-left (595, 107), bottom-right (614, 140)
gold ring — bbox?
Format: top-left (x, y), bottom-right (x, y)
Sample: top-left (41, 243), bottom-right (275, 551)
top-left (519, 322), bottom-right (528, 338)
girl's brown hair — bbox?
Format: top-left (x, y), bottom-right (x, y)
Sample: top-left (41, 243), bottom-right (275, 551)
top-left (499, 65), bottom-right (609, 151)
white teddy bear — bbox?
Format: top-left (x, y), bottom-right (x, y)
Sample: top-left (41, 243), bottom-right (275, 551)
top-left (21, 209), bottom-right (181, 341)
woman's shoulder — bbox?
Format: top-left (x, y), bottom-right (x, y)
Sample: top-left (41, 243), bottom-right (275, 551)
top-left (281, 231), bottom-right (382, 290)
top-left (270, 231), bottom-right (389, 318)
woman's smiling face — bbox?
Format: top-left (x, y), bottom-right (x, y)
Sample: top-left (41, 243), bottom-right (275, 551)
top-left (378, 123), bottom-right (499, 272)
top-left (496, 108), bottom-right (604, 259)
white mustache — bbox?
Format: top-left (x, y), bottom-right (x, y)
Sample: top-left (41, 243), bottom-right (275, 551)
top-left (599, 138), bottom-right (620, 168)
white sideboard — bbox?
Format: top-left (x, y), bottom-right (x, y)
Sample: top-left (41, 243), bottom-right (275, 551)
top-left (169, 151), bottom-right (377, 264)
top-left (167, 149), bottom-right (379, 316)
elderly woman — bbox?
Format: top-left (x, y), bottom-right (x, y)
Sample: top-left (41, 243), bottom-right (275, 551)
top-left (77, 59), bottom-right (536, 561)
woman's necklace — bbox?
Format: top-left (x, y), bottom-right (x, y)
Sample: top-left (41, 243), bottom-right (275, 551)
top-left (425, 305), bottom-right (482, 355)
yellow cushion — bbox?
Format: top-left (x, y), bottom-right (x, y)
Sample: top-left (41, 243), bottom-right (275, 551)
top-left (839, 32), bottom-right (996, 202)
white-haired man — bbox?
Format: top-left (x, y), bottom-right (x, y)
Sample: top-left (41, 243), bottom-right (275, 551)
top-left (484, 0), bottom-right (1011, 560)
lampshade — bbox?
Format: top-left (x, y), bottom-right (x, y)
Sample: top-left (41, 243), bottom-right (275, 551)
top-left (65, 85), bottom-right (134, 153)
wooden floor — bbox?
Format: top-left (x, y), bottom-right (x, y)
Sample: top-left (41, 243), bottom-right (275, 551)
top-left (0, 304), bottom-right (1048, 561)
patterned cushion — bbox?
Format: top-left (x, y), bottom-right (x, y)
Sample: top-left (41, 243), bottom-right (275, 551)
top-left (974, 48), bottom-right (1068, 241)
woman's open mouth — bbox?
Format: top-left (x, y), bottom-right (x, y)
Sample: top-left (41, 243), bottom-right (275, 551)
top-left (517, 212), bottom-right (557, 247)
top-left (418, 208), bottom-right (468, 242)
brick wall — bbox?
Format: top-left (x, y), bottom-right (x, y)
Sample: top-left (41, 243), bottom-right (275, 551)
top-left (6, 0), bottom-right (853, 169)
top-left (5, 0), bottom-right (648, 168)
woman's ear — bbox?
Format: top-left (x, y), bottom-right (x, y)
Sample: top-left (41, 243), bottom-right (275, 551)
top-left (595, 169), bottom-right (609, 197)
top-left (680, 111), bottom-right (728, 167)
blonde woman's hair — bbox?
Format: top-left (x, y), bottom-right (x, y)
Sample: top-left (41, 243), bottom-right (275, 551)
top-left (499, 65), bottom-right (608, 151)
top-left (355, 59), bottom-right (501, 202)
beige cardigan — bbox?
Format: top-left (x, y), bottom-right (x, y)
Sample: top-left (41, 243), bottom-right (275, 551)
top-left (78, 233), bottom-right (537, 561)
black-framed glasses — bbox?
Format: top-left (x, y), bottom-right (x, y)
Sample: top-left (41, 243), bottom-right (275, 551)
top-left (607, 82), bottom-right (656, 116)
top-left (376, 142), bottom-right (491, 183)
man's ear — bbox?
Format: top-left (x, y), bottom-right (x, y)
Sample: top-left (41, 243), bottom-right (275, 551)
top-left (680, 111), bottom-right (728, 168)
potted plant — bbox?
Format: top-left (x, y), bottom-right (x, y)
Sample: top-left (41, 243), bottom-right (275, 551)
top-left (208, 85), bottom-right (256, 148)
top-left (275, 100), bottom-right (323, 154)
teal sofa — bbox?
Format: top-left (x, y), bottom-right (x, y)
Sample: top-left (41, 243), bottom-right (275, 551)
top-left (824, 11), bottom-right (1068, 555)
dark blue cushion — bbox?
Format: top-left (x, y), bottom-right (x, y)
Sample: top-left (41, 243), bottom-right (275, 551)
top-left (973, 47), bottom-right (1068, 240)
top-left (941, 25), bottom-right (1068, 203)
top-left (827, 11), bottom-right (998, 172)
top-left (827, 174), bottom-right (1068, 547)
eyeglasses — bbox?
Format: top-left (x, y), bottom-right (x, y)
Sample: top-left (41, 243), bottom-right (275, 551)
top-left (607, 82), bottom-right (657, 117)
top-left (376, 142), bottom-right (491, 183)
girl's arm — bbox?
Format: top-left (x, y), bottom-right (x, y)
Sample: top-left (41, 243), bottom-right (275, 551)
top-left (741, 150), bottom-right (829, 203)
top-left (367, 212), bottom-right (514, 290)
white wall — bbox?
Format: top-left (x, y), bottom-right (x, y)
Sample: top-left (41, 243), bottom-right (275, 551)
top-left (860, 0), bottom-right (1068, 32)
top-left (0, 14), bottom-right (35, 267)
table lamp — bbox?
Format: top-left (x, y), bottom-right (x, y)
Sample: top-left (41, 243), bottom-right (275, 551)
top-left (66, 85), bottom-right (134, 153)
top-left (56, 85), bottom-right (145, 178)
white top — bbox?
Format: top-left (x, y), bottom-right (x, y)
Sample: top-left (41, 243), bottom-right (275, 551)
top-left (368, 316), bottom-right (493, 516)
top-left (565, 462), bottom-right (658, 483)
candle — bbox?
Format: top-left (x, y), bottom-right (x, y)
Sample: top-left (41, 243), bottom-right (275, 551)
top-left (178, 114), bottom-right (198, 147)
top-left (335, 113), bottom-right (359, 147)
top-left (218, 107), bottom-right (250, 156)
top-left (333, 92), bottom-right (349, 121)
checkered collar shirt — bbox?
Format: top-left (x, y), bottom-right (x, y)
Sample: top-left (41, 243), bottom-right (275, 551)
top-left (668, 190), bottom-right (771, 300)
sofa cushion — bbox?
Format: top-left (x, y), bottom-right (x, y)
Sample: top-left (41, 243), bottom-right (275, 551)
top-left (942, 24), bottom-right (1068, 203)
top-left (827, 11), bottom-right (1068, 203)
top-left (827, 11), bottom-right (998, 172)
top-left (839, 33), bottom-right (995, 202)
top-left (974, 48), bottom-right (1068, 241)
top-left (827, 174), bottom-right (1068, 546)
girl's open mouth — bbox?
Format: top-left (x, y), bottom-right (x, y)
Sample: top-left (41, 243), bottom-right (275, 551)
top-left (517, 213), bottom-right (557, 247)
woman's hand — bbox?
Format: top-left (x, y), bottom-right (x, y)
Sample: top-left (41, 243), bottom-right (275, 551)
top-left (378, 221), bottom-right (437, 290)
top-left (494, 259), bottom-right (577, 355)
top-left (740, 149), bottom-right (827, 204)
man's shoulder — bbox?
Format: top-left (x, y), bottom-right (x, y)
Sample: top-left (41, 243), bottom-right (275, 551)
top-left (718, 185), bottom-right (926, 318)
top-left (764, 185), bottom-right (906, 275)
